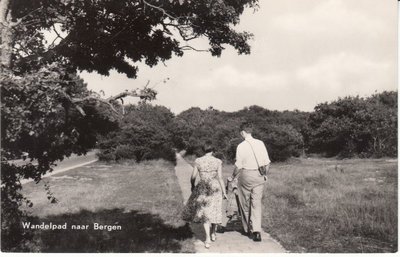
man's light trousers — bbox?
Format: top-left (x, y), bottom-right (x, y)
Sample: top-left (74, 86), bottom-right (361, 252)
top-left (237, 169), bottom-right (265, 233)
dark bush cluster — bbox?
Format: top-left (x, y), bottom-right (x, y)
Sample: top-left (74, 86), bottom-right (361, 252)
top-left (97, 91), bottom-right (397, 165)
top-left (97, 103), bottom-right (177, 164)
top-left (97, 104), bottom-right (307, 164)
top-left (306, 91), bottom-right (397, 158)
top-left (172, 106), bottom-right (307, 162)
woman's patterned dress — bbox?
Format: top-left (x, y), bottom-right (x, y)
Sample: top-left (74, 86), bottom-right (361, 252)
top-left (182, 154), bottom-right (223, 224)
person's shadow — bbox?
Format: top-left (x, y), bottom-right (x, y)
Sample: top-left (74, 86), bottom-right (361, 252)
top-left (20, 208), bottom-right (194, 253)
top-left (188, 212), bottom-right (244, 243)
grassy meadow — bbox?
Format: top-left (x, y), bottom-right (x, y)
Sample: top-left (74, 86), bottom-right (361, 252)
top-left (19, 160), bottom-right (195, 253)
top-left (16, 155), bottom-right (398, 253)
top-left (218, 157), bottom-right (397, 253)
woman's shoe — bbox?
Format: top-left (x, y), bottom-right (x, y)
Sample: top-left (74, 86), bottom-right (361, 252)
top-left (210, 233), bottom-right (216, 241)
top-left (204, 241), bottom-right (211, 249)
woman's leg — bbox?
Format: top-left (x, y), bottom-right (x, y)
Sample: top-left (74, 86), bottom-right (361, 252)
top-left (210, 223), bottom-right (217, 241)
top-left (203, 222), bottom-right (211, 242)
top-left (203, 222), bottom-right (211, 248)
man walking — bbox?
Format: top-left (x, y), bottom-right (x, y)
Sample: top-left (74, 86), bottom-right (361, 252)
top-left (229, 122), bottom-right (271, 242)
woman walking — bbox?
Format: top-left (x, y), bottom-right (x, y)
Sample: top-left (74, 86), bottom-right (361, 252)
top-left (182, 142), bottom-right (227, 249)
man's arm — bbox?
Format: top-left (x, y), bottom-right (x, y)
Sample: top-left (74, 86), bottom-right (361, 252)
top-left (261, 141), bottom-right (271, 166)
top-left (229, 145), bottom-right (242, 180)
top-left (231, 166), bottom-right (241, 178)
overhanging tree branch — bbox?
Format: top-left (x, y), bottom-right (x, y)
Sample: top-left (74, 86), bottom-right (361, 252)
top-left (179, 45), bottom-right (208, 52)
top-left (60, 83), bottom-right (157, 116)
top-left (142, 0), bottom-right (181, 20)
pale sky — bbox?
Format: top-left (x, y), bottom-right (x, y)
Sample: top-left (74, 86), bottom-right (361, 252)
top-left (81, 0), bottom-right (398, 114)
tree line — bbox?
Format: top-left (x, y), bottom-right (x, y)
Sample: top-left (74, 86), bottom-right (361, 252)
top-left (97, 90), bottom-right (397, 164)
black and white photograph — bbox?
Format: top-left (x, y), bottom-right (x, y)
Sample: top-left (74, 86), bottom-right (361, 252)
top-left (0, 0), bottom-right (398, 253)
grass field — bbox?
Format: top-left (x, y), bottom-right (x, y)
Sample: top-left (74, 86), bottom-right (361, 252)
top-left (214, 157), bottom-right (397, 253)
top-left (19, 160), bottom-right (195, 253)
top-left (17, 155), bottom-right (398, 253)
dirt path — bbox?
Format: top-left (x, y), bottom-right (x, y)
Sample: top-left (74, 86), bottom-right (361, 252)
top-left (175, 153), bottom-right (287, 253)
top-left (20, 151), bottom-right (98, 184)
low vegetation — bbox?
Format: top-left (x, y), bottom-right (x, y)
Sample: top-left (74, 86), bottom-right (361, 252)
top-left (218, 158), bottom-right (397, 253)
top-left (16, 160), bottom-right (194, 253)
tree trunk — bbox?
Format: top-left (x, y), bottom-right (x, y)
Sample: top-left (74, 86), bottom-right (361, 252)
top-left (373, 136), bottom-right (377, 153)
top-left (0, 0), bottom-right (12, 69)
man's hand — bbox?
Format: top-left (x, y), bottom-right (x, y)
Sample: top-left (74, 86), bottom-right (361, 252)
top-left (232, 166), bottom-right (240, 179)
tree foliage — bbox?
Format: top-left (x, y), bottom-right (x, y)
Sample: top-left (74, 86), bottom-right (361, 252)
top-left (100, 105), bottom-right (307, 164)
top-left (97, 103), bottom-right (176, 164)
top-left (306, 91), bottom-right (397, 158)
top-left (0, 63), bottom-right (120, 251)
top-left (6, 0), bottom-right (257, 77)
top-left (171, 92), bottom-right (397, 162)
top-left (173, 106), bottom-right (306, 162)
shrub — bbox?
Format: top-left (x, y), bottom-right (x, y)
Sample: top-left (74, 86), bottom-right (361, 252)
top-left (173, 106), bottom-right (307, 162)
top-left (97, 103), bottom-right (177, 164)
top-left (96, 149), bottom-right (117, 162)
top-left (306, 91), bottom-right (397, 158)
top-left (255, 124), bottom-right (304, 162)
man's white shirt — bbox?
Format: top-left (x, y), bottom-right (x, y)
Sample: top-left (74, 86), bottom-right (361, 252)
top-left (235, 135), bottom-right (271, 170)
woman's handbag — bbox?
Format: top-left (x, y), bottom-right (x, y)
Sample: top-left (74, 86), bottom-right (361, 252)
top-left (246, 140), bottom-right (269, 177)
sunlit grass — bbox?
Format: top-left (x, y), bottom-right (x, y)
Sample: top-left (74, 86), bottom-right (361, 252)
top-left (218, 157), bottom-right (397, 253)
top-left (20, 160), bottom-right (195, 253)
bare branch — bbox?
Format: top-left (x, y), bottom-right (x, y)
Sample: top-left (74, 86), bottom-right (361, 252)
top-left (52, 24), bottom-right (65, 40)
top-left (161, 22), bottom-right (173, 36)
top-left (150, 77), bottom-right (169, 89)
top-left (109, 87), bottom-right (148, 102)
top-left (18, 6), bottom-right (44, 23)
top-left (19, 33), bottom-right (72, 65)
top-left (18, 19), bottom-right (42, 27)
top-left (75, 105), bottom-right (86, 116)
top-left (55, 88), bottom-right (117, 116)
top-left (162, 22), bottom-right (199, 41)
top-left (48, 36), bottom-right (60, 49)
top-left (56, 80), bottom-right (156, 117)
top-left (179, 45), bottom-right (208, 52)
top-left (103, 26), bottom-right (129, 44)
top-left (25, 30), bottom-right (40, 45)
top-left (0, 0), bottom-right (10, 24)
top-left (8, 18), bottom-right (22, 27)
top-left (142, 0), bottom-right (179, 20)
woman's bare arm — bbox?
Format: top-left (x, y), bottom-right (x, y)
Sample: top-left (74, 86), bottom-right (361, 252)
top-left (217, 163), bottom-right (227, 198)
top-left (190, 165), bottom-right (198, 191)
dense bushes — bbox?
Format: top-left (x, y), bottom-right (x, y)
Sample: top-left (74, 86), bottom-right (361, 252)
top-left (306, 91), bottom-right (397, 158)
top-left (171, 91), bottom-right (396, 161)
top-left (173, 106), bottom-right (306, 162)
top-left (98, 91), bottom-right (396, 164)
top-left (256, 124), bottom-right (304, 161)
top-left (99, 104), bottom-right (307, 164)
top-left (97, 103), bottom-right (176, 164)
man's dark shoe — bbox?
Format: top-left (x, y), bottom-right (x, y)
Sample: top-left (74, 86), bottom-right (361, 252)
top-left (253, 232), bottom-right (262, 242)
top-left (240, 229), bottom-right (251, 238)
